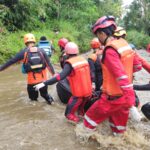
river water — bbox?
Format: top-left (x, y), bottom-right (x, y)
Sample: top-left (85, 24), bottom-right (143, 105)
top-left (0, 50), bottom-right (150, 150)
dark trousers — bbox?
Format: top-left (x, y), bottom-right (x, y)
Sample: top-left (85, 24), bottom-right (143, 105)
top-left (27, 84), bottom-right (51, 102)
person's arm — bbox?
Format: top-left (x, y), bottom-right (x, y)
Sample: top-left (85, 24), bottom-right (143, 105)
top-left (44, 63), bottom-right (72, 85)
top-left (133, 53), bottom-right (142, 73)
top-left (135, 53), bottom-right (150, 73)
top-left (0, 49), bottom-right (25, 71)
top-left (41, 49), bottom-right (55, 75)
top-left (34, 63), bottom-right (72, 90)
top-left (134, 84), bottom-right (150, 91)
top-left (59, 52), bottom-right (68, 69)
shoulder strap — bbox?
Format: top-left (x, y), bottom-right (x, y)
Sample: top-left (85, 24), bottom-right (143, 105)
top-left (23, 48), bottom-right (30, 64)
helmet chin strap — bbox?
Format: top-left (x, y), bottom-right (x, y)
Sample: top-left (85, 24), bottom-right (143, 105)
top-left (103, 36), bottom-right (109, 45)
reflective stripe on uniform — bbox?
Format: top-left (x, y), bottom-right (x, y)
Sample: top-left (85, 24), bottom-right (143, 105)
top-left (133, 64), bottom-right (142, 68)
top-left (121, 84), bottom-right (133, 88)
top-left (84, 114), bottom-right (98, 127)
top-left (72, 60), bottom-right (88, 67)
top-left (118, 45), bottom-right (132, 54)
top-left (110, 122), bottom-right (126, 130)
top-left (117, 75), bottom-right (128, 81)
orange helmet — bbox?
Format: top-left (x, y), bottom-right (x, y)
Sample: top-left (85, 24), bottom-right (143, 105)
top-left (58, 38), bottom-right (69, 48)
top-left (90, 38), bottom-right (101, 49)
top-left (65, 42), bottom-right (79, 55)
top-left (24, 33), bottom-right (36, 44)
top-left (92, 16), bottom-right (116, 34)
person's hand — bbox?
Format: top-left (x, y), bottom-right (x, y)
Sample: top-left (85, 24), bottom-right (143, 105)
top-left (129, 106), bottom-right (142, 122)
top-left (34, 83), bottom-right (45, 91)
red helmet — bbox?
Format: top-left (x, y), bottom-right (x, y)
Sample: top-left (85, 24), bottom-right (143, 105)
top-left (65, 42), bottom-right (79, 54)
top-left (92, 16), bottom-right (117, 34)
top-left (58, 38), bottom-right (69, 48)
top-left (90, 38), bottom-right (101, 49)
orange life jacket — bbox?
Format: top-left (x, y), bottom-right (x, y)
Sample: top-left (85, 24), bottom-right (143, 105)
top-left (66, 56), bottom-right (92, 97)
top-left (88, 49), bottom-right (103, 62)
top-left (88, 53), bottom-right (97, 62)
top-left (23, 47), bottom-right (47, 85)
top-left (102, 38), bottom-right (134, 96)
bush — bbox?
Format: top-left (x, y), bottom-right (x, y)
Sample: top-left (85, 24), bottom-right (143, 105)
top-left (127, 30), bottom-right (150, 49)
top-left (0, 21), bottom-right (93, 64)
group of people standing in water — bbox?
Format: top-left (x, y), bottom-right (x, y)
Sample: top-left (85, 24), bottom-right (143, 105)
top-left (0, 15), bottom-right (150, 140)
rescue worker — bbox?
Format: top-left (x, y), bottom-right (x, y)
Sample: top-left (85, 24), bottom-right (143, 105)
top-left (34, 42), bottom-right (92, 123)
top-left (58, 38), bottom-right (69, 68)
top-left (0, 33), bottom-right (55, 104)
top-left (76, 16), bottom-right (142, 137)
top-left (114, 26), bottom-right (150, 72)
top-left (37, 36), bottom-right (55, 57)
top-left (134, 82), bottom-right (150, 120)
top-left (114, 27), bottom-right (150, 121)
top-left (133, 59), bottom-right (150, 120)
top-left (133, 54), bottom-right (150, 90)
top-left (88, 38), bottom-right (103, 91)
top-left (114, 26), bottom-right (150, 107)
top-left (114, 26), bottom-right (127, 39)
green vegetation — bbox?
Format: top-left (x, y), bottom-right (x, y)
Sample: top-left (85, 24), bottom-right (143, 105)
top-left (124, 0), bottom-right (150, 35)
top-left (127, 30), bottom-right (150, 49)
top-left (0, 0), bottom-right (149, 64)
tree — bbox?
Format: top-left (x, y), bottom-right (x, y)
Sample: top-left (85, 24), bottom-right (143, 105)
top-left (123, 0), bottom-right (150, 35)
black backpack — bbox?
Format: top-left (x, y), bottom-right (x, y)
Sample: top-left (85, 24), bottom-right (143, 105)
top-left (23, 47), bottom-right (46, 73)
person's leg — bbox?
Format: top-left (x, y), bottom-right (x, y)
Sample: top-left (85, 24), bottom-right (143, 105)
top-left (109, 107), bottom-right (129, 135)
top-left (39, 85), bottom-right (54, 104)
top-left (95, 73), bottom-right (102, 91)
top-left (78, 97), bottom-right (89, 117)
top-left (65, 96), bottom-right (83, 123)
top-left (84, 94), bottom-right (111, 129)
top-left (27, 84), bottom-right (38, 101)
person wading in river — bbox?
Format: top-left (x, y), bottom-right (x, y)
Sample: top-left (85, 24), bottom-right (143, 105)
top-left (34, 42), bottom-right (92, 124)
top-left (75, 16), bottom-right (142, 139)
top-left (0, 33), bottom-right (55, 104)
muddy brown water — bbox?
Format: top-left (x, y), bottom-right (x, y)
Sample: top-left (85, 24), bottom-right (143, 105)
top-left (0, 50), bottom-right (150, 150)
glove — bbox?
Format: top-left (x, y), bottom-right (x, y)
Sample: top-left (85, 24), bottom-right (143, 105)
top-left (129, 106), bottom-right (142, 122)
top-left (34, 83), bottom-right (45, 91)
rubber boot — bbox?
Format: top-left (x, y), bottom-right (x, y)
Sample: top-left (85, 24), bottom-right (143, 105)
top-left (66, 114), bottom-right (80, 124)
